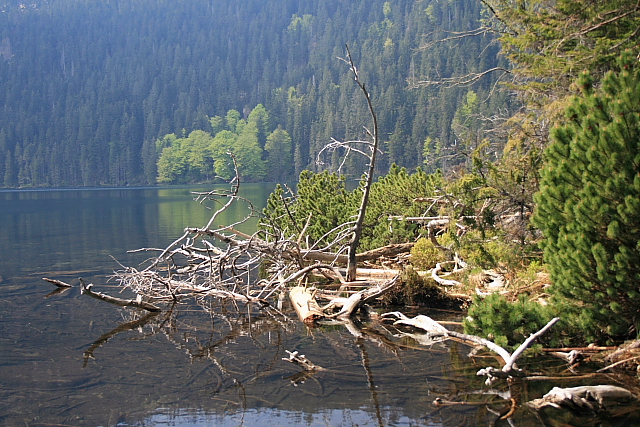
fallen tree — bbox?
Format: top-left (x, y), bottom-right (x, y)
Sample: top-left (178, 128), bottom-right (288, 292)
top-left (44, 49), bottom-right (409, 323)
top-left (383, 311), bottom-right (560, 385)
top-left (526, 385), bottom-right (639, 416)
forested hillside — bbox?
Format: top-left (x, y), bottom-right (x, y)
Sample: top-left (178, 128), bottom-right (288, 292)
top-left (0, 0), bottom-right (508, 187)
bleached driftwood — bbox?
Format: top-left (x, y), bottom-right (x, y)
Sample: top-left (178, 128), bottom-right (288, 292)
top-left (432, 262), bottom-right (462, 286)
top-left (385, 311), bottom-right (449, 334)
top-left (43, 277), bottom-right (73, 288)
top-left (526, 385), bottom-right (638, 414)
top-left (430, 255), bottom-right (469, 287)
top-left (300, 243), bottom-right (414, 265)
top-left (547, 350), bottom-right (583, 366)
top-left (383, 312), bottom-right (560, 385)
top-left (79, 278), bottom-right (161, 312)
top-left (598, 340), bottom-right (640, 372)
top-left (289, 286), bottom-right (325, 324)
top-left (321, 275), bottom-right (399, 319)
top-left (43, 277), bottom-right (74, 297)
top-left (282, 350), bottom-right (323, 371)
top-left (43, 277), bottom-right (161, 312)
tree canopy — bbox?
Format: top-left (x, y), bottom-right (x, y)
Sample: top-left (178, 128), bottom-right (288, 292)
top-left (0, 0), bottom-right (505, 187)
top-left (484, 0), bottom-right (640, 107)
top-left (156, 105), bottom-right (284, 183)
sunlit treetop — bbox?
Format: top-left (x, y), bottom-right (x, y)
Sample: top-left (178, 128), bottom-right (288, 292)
top-left (483, 0), bottom-right (640, 105)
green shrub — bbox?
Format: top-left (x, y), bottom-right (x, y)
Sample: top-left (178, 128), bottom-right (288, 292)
top-left (533, 53), bottom-right (640, 343)
top-left (260, 170), bottom-right (358, 246)
top-left (464, 293), bottom-right (559, 351)
top-left (409, 238), bottom-right (443, 270)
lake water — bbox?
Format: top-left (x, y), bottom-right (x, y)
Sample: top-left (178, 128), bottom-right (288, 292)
top-left (0, 185), bottom-right (634, 426)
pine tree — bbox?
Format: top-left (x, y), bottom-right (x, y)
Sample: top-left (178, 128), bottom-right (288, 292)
top-left (533, 52), bottom-right (640, 343)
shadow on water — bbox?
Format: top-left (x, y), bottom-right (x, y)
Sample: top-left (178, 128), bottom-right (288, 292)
top-left (1, 185), bottom-right (639, 426)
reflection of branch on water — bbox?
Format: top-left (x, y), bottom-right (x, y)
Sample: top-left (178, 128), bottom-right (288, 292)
top-left (83, 310), bottom-right (161, 367)
top-left (356, 337), bottom-right (384, 427)
top-left (44, 286), bottom-right (72, 298)
top-left (43, 277), bottom-right (73, 298)
top-left (286, 369), bottom-right (321, 386)
top-left (430, 387), bottom-right (518, 426)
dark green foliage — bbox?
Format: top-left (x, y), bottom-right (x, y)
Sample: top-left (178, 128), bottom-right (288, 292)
top-left (261, 164), bottom-right (515, 264)
top-left (485, 0), bottom-right (640, 105)
top-left (533, 52), bottom-right (640, 343)
top-left (294, 171), bottom-right (357, 244)
top-left (260, 171), bottom-right (358, 246)
top-left (261, 166), bottom-right (448, 251)
top-left (361, 165), bottom-right (445, 250)
top-left (0, 0), bottom-right (505, 188)
top-left (464, 294), bottom-right (558, 351)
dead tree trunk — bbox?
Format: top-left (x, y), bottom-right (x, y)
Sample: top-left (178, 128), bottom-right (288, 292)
top-left (343, 44), bottom-right (380, 282)
top-left (384, 311), bottom-right (560, 384)
top-left (526, 385), bottom-right (638, 415)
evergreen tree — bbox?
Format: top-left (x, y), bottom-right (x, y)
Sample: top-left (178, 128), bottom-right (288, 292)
top-left (533, 52), bottom-right (640, 343)
top-left (0, 0), bottom-right (500, 187)
top-left (4, 151), bottom-right (16, 187)
top-left (261, 170), bottom-right (357, 246)
top-left (141, 138), bottom-right (158, 184)
top-left (485, 0), bottom-right (640, 106)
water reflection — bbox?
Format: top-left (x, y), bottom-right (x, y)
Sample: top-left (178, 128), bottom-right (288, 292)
top-left (1, 186), bottom-right (639, 426)
top-left (71, 300), bottom-right (483, 427)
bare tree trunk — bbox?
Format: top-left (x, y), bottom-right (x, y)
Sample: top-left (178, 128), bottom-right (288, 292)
top-left (343, 44), bottom-right (380, 282)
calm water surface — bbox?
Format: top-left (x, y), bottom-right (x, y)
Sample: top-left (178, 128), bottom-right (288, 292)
top-left (0, 185), bottom-right (629, 426)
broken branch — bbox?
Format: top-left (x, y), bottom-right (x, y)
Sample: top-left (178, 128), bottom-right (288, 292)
top-left (79, 278), bottom-right (161, 312)
top-left (43, 277), bottom-right (73, 288)
top-left (282, 350), bottom-right (323, 371)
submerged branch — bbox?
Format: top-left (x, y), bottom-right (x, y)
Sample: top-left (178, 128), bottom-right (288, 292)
top-left (79, 278), bottom-right (161, 312)
top-left (83, 311), bottom-right (161, 366)
top-left (282, 350), bottom-right (324, 371)
top-left (43, 277), bottom-right (73, 288)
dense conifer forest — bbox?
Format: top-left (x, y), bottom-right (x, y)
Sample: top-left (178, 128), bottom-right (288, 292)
top-left (0, 0), bottom-right (507, 187)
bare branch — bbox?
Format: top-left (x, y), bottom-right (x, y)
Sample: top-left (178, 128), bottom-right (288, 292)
top-left (384, 312), bottom-right (560, 385)
top-left (43, 277), bottom-right (73, 288)
top-left (419, 27), bottom-right (496, 50)
top-left (410, 67), bottom-right (511, 89)
top-left (79, 278), bottom-right (161, 312)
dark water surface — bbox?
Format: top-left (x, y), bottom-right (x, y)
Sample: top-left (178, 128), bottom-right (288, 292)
top-left (0, 185), bottom-right (632, 426)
